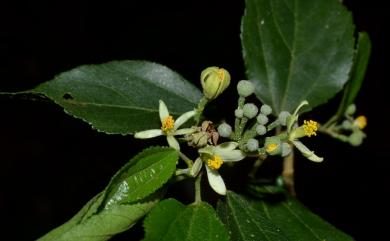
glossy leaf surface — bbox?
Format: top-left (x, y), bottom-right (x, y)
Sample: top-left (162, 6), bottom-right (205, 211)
top-left (242, 0), bottom-right (355, 113)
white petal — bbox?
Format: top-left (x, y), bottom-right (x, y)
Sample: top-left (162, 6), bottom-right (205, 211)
top-left (190, 158), bottom-right (203, 177)
top-left (219, 150), bottom-right (245, 162)
top-left (134, 129), bottom-right (163, 139)
top-left (214, 143), bottom-right (245, 162)
top-left (205, 165), bottom-right (226, 195)
top-left (198, 145), bottom-right (213, 155)
top-left (174, 110), bottom-right (196, 130)
top-left (292, 140), bottom-right (323, 162)
top-left (159, 100), bottom-right (170, 122)
top-left (167, 135), bottom-right (180, 150)
top-left (173, 128), bottom-right (195, 135)
top-left (215, 142), bottom-right (239, 152)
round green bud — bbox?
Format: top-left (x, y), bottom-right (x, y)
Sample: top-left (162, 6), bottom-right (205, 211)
top-left (217, 123), bottom-right (232, 138)
top-left (345, 104), bottom-right (356, 116)
top-left (237, 80), bottom-right (255, 97)
top-left (260, 104), bottom-right (272, 116)
top-left (348, 130), bottom-right (365, 146)
top-left (342, 120), bottom-right (352, 129)
top-left (256, 125), bottom-right (267, 135)
top-left (243, 103), bottom-right (258, 119)
top-left (256, 114), bottom-right (269, 125)
top-left (246, 138), bottom-right (259, 152)
top-left (235, 108), bottom-right (244, 118)
top-left (200, 66), bottom-right (231, 100)
top-left (281, 142), bottom-right (291, 157)
top-left (278, 111), bottom-right (291, 126)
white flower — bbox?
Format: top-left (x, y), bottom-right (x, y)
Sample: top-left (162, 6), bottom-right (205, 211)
top-left (134, 100), bottom-right (195, 150)
top-left (199, 142), bottom-right (245, 195)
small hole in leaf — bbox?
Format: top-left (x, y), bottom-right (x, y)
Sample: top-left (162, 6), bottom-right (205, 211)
top-left (62, 93), bottom-right (74, 100)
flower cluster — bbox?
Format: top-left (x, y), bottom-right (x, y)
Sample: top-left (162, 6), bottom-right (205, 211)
top-left (133, 66), bottom-right (366, 198)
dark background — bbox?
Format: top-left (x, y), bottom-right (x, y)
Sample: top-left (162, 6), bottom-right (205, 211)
top-left (1, 0), bottom-right (388, 240)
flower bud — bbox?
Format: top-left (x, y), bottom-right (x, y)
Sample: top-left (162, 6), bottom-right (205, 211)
top-left (256, 125), bottom-right (267, 136)
top-left (237, 80), bottom-right (255, 97)
top-left (217, 123), bottom-right (232, 138)
top-left (256, 114), bottom-right (269, 125)
top-left (200, 66), bottom-right (230, 100)
top-left (246, 138), bottom-right (259, 152)
top-left (345, 104), bottom-right (356, 116)
top-left (243, 103), bottom-right (258, 119)
top-left (342, 120), bottom-right (352, 129)
top-left (260, 104), bottom-right (272, 116)
top-left (349, 130), bottom-right (365, 146)
top-left (235, 108), bottom-right (244, 118)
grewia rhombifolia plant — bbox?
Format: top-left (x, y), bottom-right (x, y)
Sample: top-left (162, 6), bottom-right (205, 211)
top-left (3, 0), bottom-right (370, 240)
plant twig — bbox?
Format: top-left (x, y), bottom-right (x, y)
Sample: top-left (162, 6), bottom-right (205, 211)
top-left (248, 155), bottom-right (266, 178)
top-left (194, 172), bottom-right (203, 203)
top-left (282, 145), bottom-right (296, 196)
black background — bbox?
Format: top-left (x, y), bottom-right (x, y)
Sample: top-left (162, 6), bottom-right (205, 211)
top-left (1, 0), bottom-right (388, 240)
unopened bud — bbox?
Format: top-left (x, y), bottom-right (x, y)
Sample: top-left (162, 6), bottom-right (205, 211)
top-left (246, 138), bottom-right (259, 152)
top-left (349, 130), bottom-right (365, 146)
top-left (237, 80), bottom-right (255, 97)
top-left (256, 125), bottom-right (267, 136)
top-left (243, 103), bottom-right (258, 119)
top-left (345, 104), bottom-right (356, 116)
top-left (235, 108), bottom-right (244, 118)
top-left (260, 104), bottom-right (272, 116)
top-left (200, 67), bottom-right (230, 100)
top-left (256, 114), bottom-right (269, 125)
top-left (217, 123), bottom-right (232, 138)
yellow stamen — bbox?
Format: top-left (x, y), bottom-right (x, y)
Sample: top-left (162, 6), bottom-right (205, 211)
top-left (207, 155), bottom-right (224, 170)
top-left (303, 120), bottom-right (318, 137)
top-left (266, 143), bottom-right (278, 153)
top-left (353, 116), bottom-right (367, 129)
top-left (161, 115), bottom-right (175, 133)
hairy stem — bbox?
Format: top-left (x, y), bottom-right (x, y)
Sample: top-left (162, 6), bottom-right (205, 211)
top-left (194, 172), bottom-right (203, 203)
top-left (322, 115), bottom-right (337, 129)
top-left (194, 96), bottom-right (208, 125)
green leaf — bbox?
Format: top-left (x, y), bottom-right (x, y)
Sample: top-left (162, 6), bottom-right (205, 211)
top-left (38, 147), bottom-right (178, 241)
top-left (143, 199), bottom-right (230, 241)
top-left (103, 147), bottom-right (179, 207)
top-left (242, 0), bottom-right (355, 114)
top-left (32, 60), bottom-right (202, 134)
top-left (39, 197), bottom-right (159, 241)
top-left (37, 192), bottom-right (105, 241)
top-left (336, 32), bottom-right (371, 119)
top-left (251, 189), bottom-right (354, 241)
top-left (217, 191), bottom-right (289, 241)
